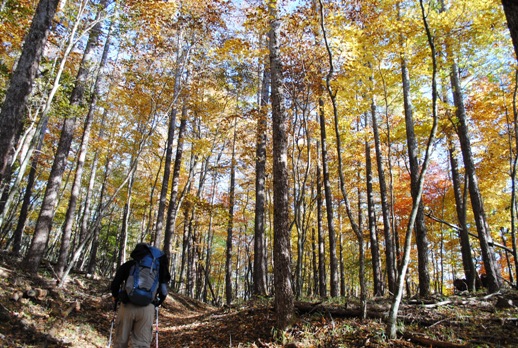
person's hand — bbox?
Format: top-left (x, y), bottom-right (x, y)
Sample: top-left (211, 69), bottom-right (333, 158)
top-left (154, 294), bottom-right (165, 307)
top-left (112, 296), bottom-right (119, 311)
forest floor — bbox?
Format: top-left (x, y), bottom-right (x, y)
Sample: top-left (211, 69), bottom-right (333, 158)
top-left (1, 252), bottom-right (518, 347)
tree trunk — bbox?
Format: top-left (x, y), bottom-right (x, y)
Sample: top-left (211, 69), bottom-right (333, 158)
top-left (318, 0), bottom-right (360, 298)
top-left (253, 63), bottom-right (270, 297)
top-left (387, 1), bottom-right (439, 337)
top-left (186, 201), bottom-right (196, 298)
top-left (154, 36), bottom-right (187, 246)
top-left (511, 70), bottom-right (518, 288)
top-left (366, 140), bottom-right (383, 296)
top-left (401, 56), bottom-right (431, 298)
top-left (11, 114), bottom-right (49, 255)
top-left (447, 139), bottom-right (479, 291)
top-left (450, 61), bottom-right (502, 293)
top-left (203, 145), bottom-right (225, 301)
top-left (291, 98), bottom-right (312, 299)
top-left (163, 104), bottom-right (188, 259)
top-left (270, 0), bottom-right (294, 330)
top-left (316, 142), bottom-right (327, 298)
top-left (0, 0), bottom-right (60, 182)
top-left (502, 0), bottom-right (518, 60)
top-left (84, 109), bottom-right (110, 275)
top-left (225, 118), bottom-right (237, 306)
top-left (317, 96), bottom-right (339, 297)
top-left (116, 165), bottom-right (137, 267)
top-left (22, 3), bottom-right (96, 273)
top-left (56, 3), bottom-right (111, 278)
top-left (371, 95), bottom-right (396, 294)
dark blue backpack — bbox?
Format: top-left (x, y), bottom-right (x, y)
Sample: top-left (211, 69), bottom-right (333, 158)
top-left (124, 244), bottom-right (163, 306)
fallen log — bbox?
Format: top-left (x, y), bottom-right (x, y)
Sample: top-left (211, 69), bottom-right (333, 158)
top-left (61, 301), bottom-right (80, 318)
top-left (294, 301), bottom-right (386, 320)
top-left (401, 332), bottom-right (470, 348)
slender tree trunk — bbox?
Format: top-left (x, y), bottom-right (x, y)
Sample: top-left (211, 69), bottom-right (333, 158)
top-left (401, 56), bottom-right (431, 297)
top-left (56, 4), bottom-right (111, 278)
top-left (116, 165), bottom-right (137, 267)
top-left (0, 0), bottom-right (60, 182)
top-left (173, 146), bottom-right (197, 293)
top-left (450, 61), bottom-right (502, 292)
top-left (177, 204), bottom-right (190, 294)
top-left (0, 120), bottom-right (38, 226)
top-left (22, 1), bottom-right (96, 273)
top-left (316, 142), bottom-right (326, 298)
top-left (317, 96), bottom-right (339, 297)
top-left (339, 230), bottom-right (346, 296)
top-left (447, 139), bottom-right (479, 291)
top-left (11, 115), bottom-right (49, 255)
top-left (353, 118), bottom-right (367, 317)
top-left (310, 227), bottom-right (318, 296)
top-left (371, 96), bottom-right (396, 294)
top-left (163, 104), bottom-right (188, 259)
top-left (84, 109), bottom-right (111, 274)
top-left (87, 146), bottom-right (112, 270)
top-left (366, 140), bottom-right (383, 296)
top-left (225, 118), bottom-right (237, 306)
top-left (318, 0), bottom-right (361, 299)
top-left (254, 63), bottom-right (270, 297)
top-left (154, 107), bottom-right (177, 246)
top-left (192, 141), bottom-right (211, 300)
top-left (511, 70), bottom-right (518, 287)
top-left (154, 36), bottom-right (187, 246)
top-left (186, 203), bottom-right (196, 298)
top-left (203, 145), bottom-right (225, 301)
top-left (269, 0), bottom-right (294, 330)
top-left (9, 1), bottom-right (95, 252)
top-left (387, 1), bottom-right (439, 337)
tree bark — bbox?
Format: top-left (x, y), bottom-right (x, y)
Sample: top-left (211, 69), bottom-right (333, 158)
top-left (154, 32), bottom-right (188, 246)
top-left (401, 56), bottom-right (431, 297)
top-left (450, 61), bottom-right (502, 293)
top-left (203, 144), bottom-right (225, 301)
top-left (502, 0), bottom-right (518, 61)
top-left (116, 164), bottom-right (137, 267)
top-left (371, 95), bottom-right (396, 294)
top-left (366, 140), bottom-right (383, 296)
top-left (387, 0), bottom-right (439, 337)
top-left (22, 2), bottom-right (96, 273)
top-left (0, 0), bottom-right (60, 182)
top-left (11, 114), bottom-right (49, 255)
top-left (269, 0), bottom-right (294, 330)
top-left (316, 141), bottom-right (327, 298)
top-left (253, 63), bottom-right (270, 297)
top-left (318, 0), bottom-right (361, 299)
top-left (163, 104), bottom-right (188, 259)
top-left (317, 96), bottom-right (339, 297)
top-left (225, 118), bottom-right (237, 306)
top-left (447, 139), bottom-right (480, 291)
top-left (56, 1), bottom-right (111, 278)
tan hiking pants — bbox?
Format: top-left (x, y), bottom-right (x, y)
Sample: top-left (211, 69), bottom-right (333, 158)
top-left (113, 302), bottom-right (155, 348)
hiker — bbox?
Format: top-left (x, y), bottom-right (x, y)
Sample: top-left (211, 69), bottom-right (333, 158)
top-left (110, 243), bottom-right (171, 348)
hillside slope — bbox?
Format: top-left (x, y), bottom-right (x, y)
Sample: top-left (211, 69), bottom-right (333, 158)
top-left (2, 251), bottom-right (518, 347)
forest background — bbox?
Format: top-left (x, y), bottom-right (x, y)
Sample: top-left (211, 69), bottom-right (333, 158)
top-left (1, 0), bottom-right (518, 339)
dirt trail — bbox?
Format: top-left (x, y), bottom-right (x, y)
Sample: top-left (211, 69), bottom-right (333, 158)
top-left (156, 294), bottom-right (276, 347)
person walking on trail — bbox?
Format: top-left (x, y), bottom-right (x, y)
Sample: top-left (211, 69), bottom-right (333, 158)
top-left (110, 243), bottom-right (171, 348)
